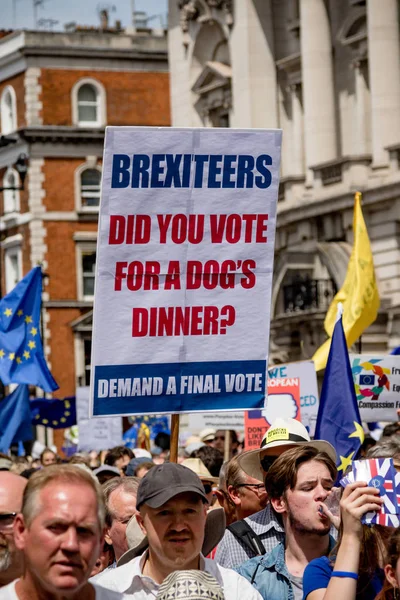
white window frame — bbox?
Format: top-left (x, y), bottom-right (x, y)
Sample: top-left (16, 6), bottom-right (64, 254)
top-left (3, 236), bottom-right (22, 294)
top-left (2, 167), bottom-right (20, 214)
top-left (0, 86), bottom-right (17, 135)
top-left (75, 241), bottom-right (97, 301)
top-left (74, 163), bottom-right (102, 213)
top-left (71, 79), bottom-right (106, 128)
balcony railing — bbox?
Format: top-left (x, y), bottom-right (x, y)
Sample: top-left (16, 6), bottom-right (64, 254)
top-left (283, 278), bottom-right (337, 314)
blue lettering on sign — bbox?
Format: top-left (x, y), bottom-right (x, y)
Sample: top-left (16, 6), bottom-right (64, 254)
top-left (110, 153), bottom-right (273, 189)
top-left (300, 394), bottom-right (317, 407)
top-left (268, 366), bottom-right (287, 379)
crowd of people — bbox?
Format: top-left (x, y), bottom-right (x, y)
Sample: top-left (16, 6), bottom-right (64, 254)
top-left (0, 418), bottom-right (400, 599)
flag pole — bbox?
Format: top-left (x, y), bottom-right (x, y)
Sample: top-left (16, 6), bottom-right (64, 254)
top-left (169, 414), bottom-right (180, 463)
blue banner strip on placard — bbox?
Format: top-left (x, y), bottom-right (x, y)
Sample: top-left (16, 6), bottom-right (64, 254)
top-left (93, 360), bottom-right (266, 415)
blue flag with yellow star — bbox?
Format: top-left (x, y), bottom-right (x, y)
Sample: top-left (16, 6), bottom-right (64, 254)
top-left (0, 385), bottom-right (33, 452)
top-left (30, 396), bottom-right (76, 428)
top-left (315, 308), bottom-right (364, 477)
top-left (0, 267), bottom-right (58, 392)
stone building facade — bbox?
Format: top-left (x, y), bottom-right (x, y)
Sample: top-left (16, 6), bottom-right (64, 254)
top-left (0, 25), bottom-right (170, 446)
top-left (168, 0), bottom-right (400, 363)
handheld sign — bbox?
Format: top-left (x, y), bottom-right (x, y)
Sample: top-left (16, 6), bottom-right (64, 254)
top-left (90, 127), bottom-right (282, 417)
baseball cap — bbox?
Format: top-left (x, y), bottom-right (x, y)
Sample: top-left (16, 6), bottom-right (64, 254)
top-left (93, 465), bottom-right (120, 478)
top-left (136, 463), bottom-right (208, 510)
top-left (238, 418), bottom-right (337, 481)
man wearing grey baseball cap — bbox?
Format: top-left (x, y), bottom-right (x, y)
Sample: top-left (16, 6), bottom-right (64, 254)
top-left (96, 463), bottom-right (262, 599)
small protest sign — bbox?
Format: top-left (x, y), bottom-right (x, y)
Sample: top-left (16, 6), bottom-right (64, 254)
top-left (350, 354), bottom-right (400, 421)
top-left (244, 378), bottom-right (301, 449)
top-left (76, 387), bottom-right (122, 451)
top-left (90, 127), bottom-right (282, 416)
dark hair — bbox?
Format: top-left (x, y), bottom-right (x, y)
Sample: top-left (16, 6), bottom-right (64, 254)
top-left (264, 445), bottom-right (337, 500)
top-left (134, 461), bottom-right (154, 476)
top-left (190, 445), bottom-right (223, 477)
top-left (375, 527), bottom-right (400, 600)
top-left (382, 423), bottom-right (400, 438)
top-left (104, 446), bottom-right (134, 467)
top-left (154, 432), bottom-right (170, 451)
top-left (333, 522), bottom-right (390, 597)
top-left (40, 448), bottom-right (56, 462)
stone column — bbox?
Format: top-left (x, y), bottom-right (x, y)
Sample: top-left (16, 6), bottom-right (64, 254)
top-left (291, 84), bottom-right (305, 176)
top-left (353, 60), bottom-right (370, 155)
top-left (367, 0), bottom-right (400, 167)
top-left (299, 0), bottom-right (337, 182)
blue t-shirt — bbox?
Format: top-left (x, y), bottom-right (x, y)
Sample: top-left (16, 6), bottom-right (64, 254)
top-left (303, 556), bottom-right (383, 600)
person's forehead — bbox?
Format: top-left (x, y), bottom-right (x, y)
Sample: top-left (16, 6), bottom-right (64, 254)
top-left (0, 479), bottom-right (25, 509)
top-left (109, 487), bottom-right (137, 512)
top-left (294, 460), bottom-right (332, 483)
top-left (36, 481), bottom-right (98, 517)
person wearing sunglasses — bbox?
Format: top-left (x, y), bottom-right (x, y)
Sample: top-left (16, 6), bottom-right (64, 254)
top-left (181, 458), bottom-right (218, 506)
top-left (226, 457), bottom-right (268, 521)
top-left (215, 418), bottom-right (336, 569)
top-left (0, 472), bottom-right (27, 588)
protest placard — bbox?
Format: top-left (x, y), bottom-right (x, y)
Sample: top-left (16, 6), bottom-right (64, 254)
top-left (350, 354), bottom-right (400, 421)
top-left (244, 378), bottom-right (301, 449)
top-left (181, 361), bottom-right (318, 442)
top-left (90, 127), bottom-right (282, 417)
top-left (76, 387), bottom-right (122, 451)
top-left (268, 361), bottom-right (319, 435)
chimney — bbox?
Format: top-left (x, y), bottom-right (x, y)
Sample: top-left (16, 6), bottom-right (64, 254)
top-left (100, 9), bottom-right (109, 30)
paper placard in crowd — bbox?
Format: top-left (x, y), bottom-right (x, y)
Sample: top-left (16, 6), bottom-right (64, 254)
top-left (244, 377), bottom-right (301, 449)
top-left (76, 387), bottom-right (122, 450)
top-left (350, 354), bottom-right (400, 421)
top-left (181, 360), bottom-right (319, 439)
top-left (268, 360), bottom-right (319, 436)
top-left (90, 126), bottom-right (282, 416)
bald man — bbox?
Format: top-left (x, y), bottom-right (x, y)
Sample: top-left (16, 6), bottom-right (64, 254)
top-left (0, 472), bottom-right (27, 587)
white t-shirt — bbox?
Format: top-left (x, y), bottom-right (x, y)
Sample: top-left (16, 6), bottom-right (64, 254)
top-left (95, 551), bottom-right (263, 600)
top-left (0, 580), bottom-right (126, 599)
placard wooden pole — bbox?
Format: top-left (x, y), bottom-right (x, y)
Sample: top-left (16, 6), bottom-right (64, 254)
top-left (224, 430), bottom-right (231, 462)
top-left (170, 414), bottom-right (180, 463)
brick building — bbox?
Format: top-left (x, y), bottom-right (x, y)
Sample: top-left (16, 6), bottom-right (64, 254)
top-left (0, 23), bottom-right (170, 447)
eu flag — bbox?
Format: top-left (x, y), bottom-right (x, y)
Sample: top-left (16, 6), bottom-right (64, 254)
top-left (30, 397), bottom-right (76, 429)
top-left (315, 306), bottom-right (364, 476)
top-left (0, 385), bottom-right (33, 452)
top-left (0, 267), bottom-right (58, 392)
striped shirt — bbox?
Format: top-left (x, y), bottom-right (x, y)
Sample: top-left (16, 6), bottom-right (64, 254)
top-left (215, 503), bottom-right (285, 569)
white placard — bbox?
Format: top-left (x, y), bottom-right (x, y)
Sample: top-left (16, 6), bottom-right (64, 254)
top-left (77, 387), bottom-right (122, 451)
top-left (350, 354), bottom-right (400, 422)
top-left (90, 127), bottom-right (282, 417)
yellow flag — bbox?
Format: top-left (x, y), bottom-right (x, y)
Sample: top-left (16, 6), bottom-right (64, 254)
top-left (312, 192), bottom-right (380, 371)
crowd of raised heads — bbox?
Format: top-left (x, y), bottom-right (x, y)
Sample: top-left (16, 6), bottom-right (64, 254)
top-left (1, 420), bottom-right (400, 599)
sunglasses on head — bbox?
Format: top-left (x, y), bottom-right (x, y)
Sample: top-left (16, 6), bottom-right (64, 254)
top-left (260, 455), bottom-right (277, 472)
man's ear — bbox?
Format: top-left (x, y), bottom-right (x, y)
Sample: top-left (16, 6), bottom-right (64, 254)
top-left (13, 514), bottom-right (27, 551)
top-left (136, 512), bottom-right (147, 535)
top-left (270, 495), bottom-right (287, 515)
top-left (227, 485), bottom-right (241, 507)
top-left (385, 564), bottom-right (398, 589)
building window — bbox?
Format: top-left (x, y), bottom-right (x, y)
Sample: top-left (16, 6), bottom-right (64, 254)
top-left (76, 243), bottom-right (97, 300)
top-left (2, 168), bottom-right (20, 214)
top-left (82, 250), bottom-right (96, 298)
top-left (84, 338), bottom-right (92, 386)
top-left (0, 86), bottom-right (17, 134)
top-left (4, 246), bottom-right (22, 293)
top-left (72, 79), bottom-right (106, 127)
top-left (81, 168), bottom-right (101, 208)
